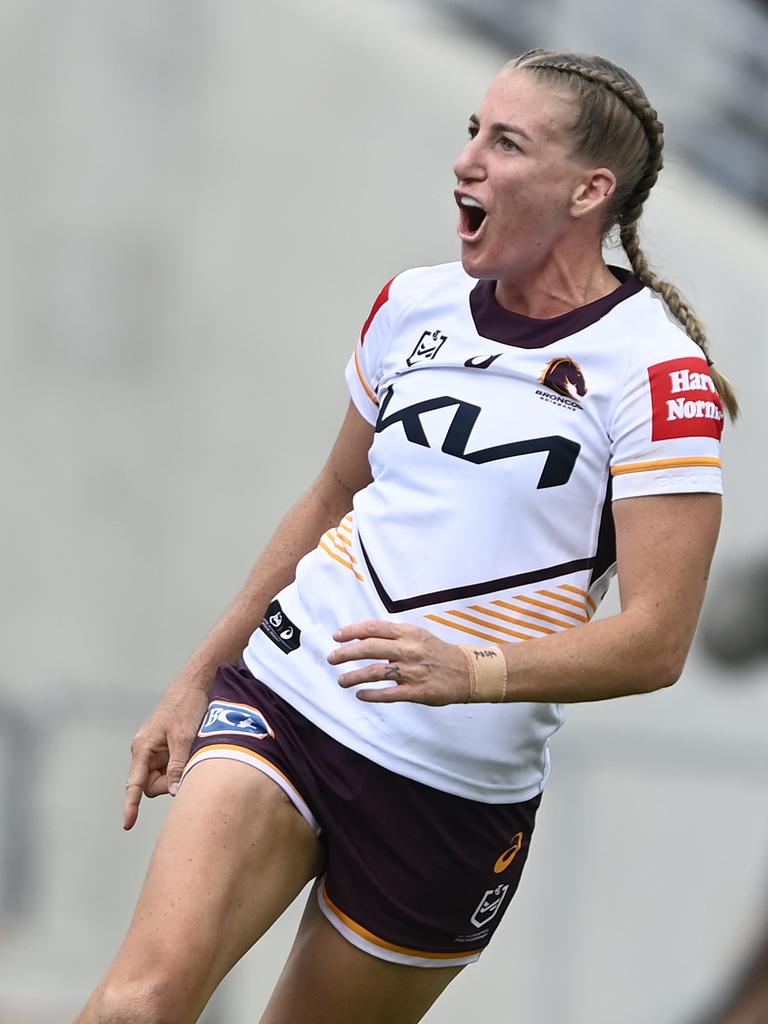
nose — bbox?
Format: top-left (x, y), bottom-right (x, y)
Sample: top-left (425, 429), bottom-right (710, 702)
top-left (453, 134), bottom-right (486, 183)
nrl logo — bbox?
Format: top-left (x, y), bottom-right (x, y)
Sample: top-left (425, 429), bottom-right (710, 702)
top-left (470, 884), bottom-right (509, 929)
top-left (407, 329), bottom-right (447, 367)
top-left (539, 357), bottom-right (588, 402)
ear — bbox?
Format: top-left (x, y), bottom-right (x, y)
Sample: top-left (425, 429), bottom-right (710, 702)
top-left (570, 167), bottom-right (616, 220)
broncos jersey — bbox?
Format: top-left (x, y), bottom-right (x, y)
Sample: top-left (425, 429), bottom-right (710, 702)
top-left (244, 262), bottom-right (723, 803)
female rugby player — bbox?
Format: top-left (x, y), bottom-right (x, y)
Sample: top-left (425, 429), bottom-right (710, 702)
top-left (77, 50), bottom-right (736, 1024)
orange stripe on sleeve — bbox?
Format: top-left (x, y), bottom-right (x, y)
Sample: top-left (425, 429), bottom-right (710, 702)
top-left (611, 456), bottom-right (721, 476)
top-left (354, 345), bottom-right (378, 406)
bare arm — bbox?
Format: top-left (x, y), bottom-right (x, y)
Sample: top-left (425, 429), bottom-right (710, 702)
top-left (329, 492), bottom-right (722, 704)
top-left (124, 401), bottom-right (374, 827)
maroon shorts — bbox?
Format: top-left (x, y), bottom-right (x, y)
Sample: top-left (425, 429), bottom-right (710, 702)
top-left (181, 661), bottom-right (541, 968)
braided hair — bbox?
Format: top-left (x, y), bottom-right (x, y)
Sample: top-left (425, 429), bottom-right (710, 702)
top-left (507, 49), bottom-right (738, 420)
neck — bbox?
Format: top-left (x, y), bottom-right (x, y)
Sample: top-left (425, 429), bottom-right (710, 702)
top-left (494, 248), bottom-right (621, 319)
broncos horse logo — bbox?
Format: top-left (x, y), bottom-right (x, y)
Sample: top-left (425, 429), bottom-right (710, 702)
top-left (540, 358), bottom-right (588, 401)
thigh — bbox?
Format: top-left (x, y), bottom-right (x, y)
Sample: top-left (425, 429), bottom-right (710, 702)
top-left (260, 889), bottom-right (463, 1024)
top-left (79, 759), bottom-right (324, 1023)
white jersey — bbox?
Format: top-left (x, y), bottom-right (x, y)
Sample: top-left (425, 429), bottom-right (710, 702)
top-left (244, 262), bottom-right (723, 803)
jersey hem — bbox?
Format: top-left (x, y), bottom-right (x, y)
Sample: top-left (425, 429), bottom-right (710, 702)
top-left (243, 648), bottom-right (549, 805)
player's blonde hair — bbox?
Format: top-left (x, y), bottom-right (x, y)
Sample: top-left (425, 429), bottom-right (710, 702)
top-left (507, 49), bottom-right (738, 420)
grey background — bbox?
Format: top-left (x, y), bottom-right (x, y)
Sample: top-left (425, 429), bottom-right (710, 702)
top-left (1, 0), bottom-right (767, 1021)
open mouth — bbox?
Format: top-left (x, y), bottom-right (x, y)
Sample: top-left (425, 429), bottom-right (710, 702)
top-left (457, 194), bottom-right (488, 239)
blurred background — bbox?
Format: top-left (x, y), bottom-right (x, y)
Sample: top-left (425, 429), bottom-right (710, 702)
top-left (1, 0), bottom-right (767, 1020)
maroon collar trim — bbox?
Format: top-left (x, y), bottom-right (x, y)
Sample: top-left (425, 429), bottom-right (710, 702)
top-left (468, 267), bottom-right (643, 349)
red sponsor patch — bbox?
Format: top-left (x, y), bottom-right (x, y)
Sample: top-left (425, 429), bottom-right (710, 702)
top-left (648, 357), bottom-right (724, 441)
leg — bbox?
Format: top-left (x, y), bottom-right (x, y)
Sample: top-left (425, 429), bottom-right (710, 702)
top-left (77, 759), bottom-right (324, 1024)
top-left (259, 891), bottom-right (463, 1024)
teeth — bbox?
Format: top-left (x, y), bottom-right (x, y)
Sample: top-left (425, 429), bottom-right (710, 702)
top-left (460, 196), bottom-right (485, 210)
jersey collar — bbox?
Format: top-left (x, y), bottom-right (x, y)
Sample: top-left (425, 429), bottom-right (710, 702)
top-left (468, 266), bottom-right (644, 349)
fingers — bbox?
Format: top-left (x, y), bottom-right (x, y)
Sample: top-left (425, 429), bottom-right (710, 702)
top-left (355, 684), bottom-right (418, 704)
top-left (165, 732), bottom-right (194, 798)
top-left (328, 638), bottom-right (402, 668)
top-left (328, 622), bottom-right (415, 689)
top-left (123, 748), bottom-right (151, 831)
top-left (328, 620), bottom-right (423, 668)
top-left (332, 619), bottom-right (410, 644)
top-left (328, 622), bottom-right (468, 706)
top-left (334, 660), bottom-right (405, 688)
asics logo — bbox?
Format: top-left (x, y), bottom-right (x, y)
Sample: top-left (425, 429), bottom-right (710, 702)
top-left (493, 832), bottom-right (523, 873)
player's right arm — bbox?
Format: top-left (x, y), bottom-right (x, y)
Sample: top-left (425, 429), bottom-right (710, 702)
top-left (123, 400), bottom-right (375, 829)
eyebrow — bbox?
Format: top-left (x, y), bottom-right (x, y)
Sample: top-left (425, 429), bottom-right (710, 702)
top-left (468, 113), bottom-right (533, 143)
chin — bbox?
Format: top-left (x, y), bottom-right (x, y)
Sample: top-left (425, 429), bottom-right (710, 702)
top-left (459, 247), bottom-right (498, 281)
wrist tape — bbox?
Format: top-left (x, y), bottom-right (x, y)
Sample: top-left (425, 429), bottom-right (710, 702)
top-left (459, 645), bottom-right (508, 702)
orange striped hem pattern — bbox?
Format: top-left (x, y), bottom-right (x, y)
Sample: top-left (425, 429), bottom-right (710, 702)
top-left (513, 595), bottom-right (588, 622)
top-left (536, 588), bottom-right (586, 611)
top-left (446, 609), bottom-right (532, 641)
top-left (425, 614), bottom-right (501, 644)
top-left (426, 582), bottom-right (597, 643)
top-left (321, 885), bottom-right (483, 961)
top-left (492, 600), bottom-right (576, 630)
top-left (469, 604), bottom-right (555, 635)
top-left (319, 536), bottom-right (365, 582)
top-left (327, 530), bottom-right (359, 563)
top-left (559, 584), bottom-right (597, 613)
top-left (611, 456), bottom-right (721, 476)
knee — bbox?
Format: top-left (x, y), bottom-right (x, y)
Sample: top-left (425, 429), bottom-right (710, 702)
top-left (85, 975), bottom-right (186, 1024)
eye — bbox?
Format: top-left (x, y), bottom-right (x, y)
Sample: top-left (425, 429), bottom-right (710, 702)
top-left (500, 136), bottom-right (520, 153)
top-left (467, 124), bottom-right (478, 139)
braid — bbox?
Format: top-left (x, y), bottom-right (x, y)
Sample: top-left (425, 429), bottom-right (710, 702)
top-left (509, 50), bottom-right (739, 420)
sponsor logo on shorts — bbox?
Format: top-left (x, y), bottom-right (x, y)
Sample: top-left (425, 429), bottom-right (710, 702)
top-left (259, 599), bottom-right (302, 654)
top-left (539, 357), bottom-right (587, 405)
top-left (407, 329), bottom-right (447, 366)
top-left (493, 832), bottom-right (523, 873)
top-left (198, 701), bottom-right (274, 739)
top-left (470, 884), bottom-right (509, 929)
top-left (648, 357), bottom-right (724, 440)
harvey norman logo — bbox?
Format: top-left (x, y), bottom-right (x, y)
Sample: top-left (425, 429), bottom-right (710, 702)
top-left (648, 358), bottom-right (724, 441)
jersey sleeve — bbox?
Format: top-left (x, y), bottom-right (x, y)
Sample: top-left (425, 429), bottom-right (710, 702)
top-left (345, 277), bottom-right (396, 424)
top-left (609, 353), bottom-right (724, 499)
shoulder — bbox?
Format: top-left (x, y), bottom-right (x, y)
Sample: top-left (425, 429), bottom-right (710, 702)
top-left (387, 261), bottom-right (473, 313)
top-left (607, 286), bottom-right (724, 442)
top-left (613, 285), bottom-right (704, 364)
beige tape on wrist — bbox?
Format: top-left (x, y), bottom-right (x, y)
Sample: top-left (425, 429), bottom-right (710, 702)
top-left (459, 645), bottom-right (508, 703)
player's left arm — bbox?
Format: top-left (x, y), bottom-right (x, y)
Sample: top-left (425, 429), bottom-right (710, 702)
top-left (329, 492), bottom-right (721, 705)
